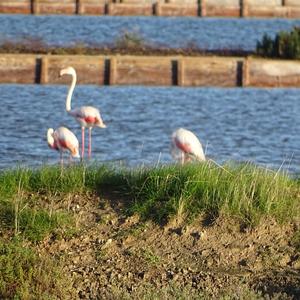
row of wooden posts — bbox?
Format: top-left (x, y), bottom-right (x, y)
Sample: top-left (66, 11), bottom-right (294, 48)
top-left (1, 0), bottom-right (300, 18)
top-left (1, 54), bottom-right (300, 87)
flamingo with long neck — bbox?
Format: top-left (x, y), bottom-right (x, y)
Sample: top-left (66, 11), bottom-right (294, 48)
top-left (59, 66), bottom-right (106, 160)
top-left (47, 126), bottom-right (80, 165)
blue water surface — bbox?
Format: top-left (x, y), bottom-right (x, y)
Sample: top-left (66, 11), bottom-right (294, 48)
top-left (1, 15), bottom-right (300, 50)
top-left (1, 84), bottom-right (299, 174)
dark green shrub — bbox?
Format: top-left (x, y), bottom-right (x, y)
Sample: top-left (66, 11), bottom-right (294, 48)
top-left (256, 27), bottom-right (300, 59)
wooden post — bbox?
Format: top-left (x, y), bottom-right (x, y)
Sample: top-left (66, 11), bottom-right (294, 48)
top-left (241, 0), bottom-right (248, 18)
top-left (177, 58), bottom-right (185, 86)
top-left (171, 60), bottom-right (178, 86)
top-left (32, 0), bottom-right (39, 15)
top-left (76, 0), bottom-right (85, 15)
top-left (200, 0), bottom-right (206, 17)
top-left (106, 3), bottom-right (112, 15)
top-left (40, 56), bottom-right (48, 84)
top-left (242, 57), bottom-right (250, 87)
top-left (154, 2), bottom-right (161, 16)
top-left (109, 57), bottom-right (117, 85)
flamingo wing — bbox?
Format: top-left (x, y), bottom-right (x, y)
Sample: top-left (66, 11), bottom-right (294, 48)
top-left (71, 106), bottom-right (104, 127)
top-left (54, 127), bottom-right (79, 157)
top-left (174, 137), bottom-right (193, 154)
top-left (172, 128), bottom-right (205, 162)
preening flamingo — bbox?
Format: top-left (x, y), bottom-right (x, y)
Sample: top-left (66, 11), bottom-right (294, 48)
top-left (59, 66), bottom-right (106, 160)
top-left (171, 128), bottom-right (206, 164)
top-left (47, 126), bottom-right (80, 164)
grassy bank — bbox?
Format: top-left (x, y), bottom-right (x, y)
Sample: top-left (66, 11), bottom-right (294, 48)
top-left (0, 162), bottom-right (299, 299)
top-left (0, 34), bottom-right (251, 57)
top-left (1, 162), bottom-right (298, 227)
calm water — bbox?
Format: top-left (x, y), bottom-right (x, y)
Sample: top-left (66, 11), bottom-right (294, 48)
top-left (1, 84), bottom-right (300, 174)
top-left (1, 15), bottom-right (300, 50)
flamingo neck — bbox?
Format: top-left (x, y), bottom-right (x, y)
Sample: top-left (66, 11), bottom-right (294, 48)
top-left (66, 71), bottom-right (76, 112)
top-left (47, 130), bottom-right (55, 149)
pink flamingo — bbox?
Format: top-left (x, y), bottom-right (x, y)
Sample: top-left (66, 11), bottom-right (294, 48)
top-left (59, 66), bottom-right (106, 160)
top-left (171, 128), bottom-right (206, 164)
top-left (47, 126), bottom-right (80, 165)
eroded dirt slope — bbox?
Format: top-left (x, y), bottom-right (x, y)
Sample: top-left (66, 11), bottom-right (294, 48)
top-left (37, 193), bottom-right (300, 299)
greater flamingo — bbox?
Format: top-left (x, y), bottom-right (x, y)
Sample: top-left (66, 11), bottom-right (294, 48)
top-left (59, 66), bottom-right (106, 160)
top-left (47, 126), bottom-right (80, 165)
top-left (171, 128), bottom-right (206, 164)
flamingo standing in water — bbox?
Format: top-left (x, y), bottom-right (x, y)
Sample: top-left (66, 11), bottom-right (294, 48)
top-left (59, 66), bottom-right (106, 160)
top-left (171, 128), bottom-right (206, 164)
top-left (47, 126), bottom-right (80, 165)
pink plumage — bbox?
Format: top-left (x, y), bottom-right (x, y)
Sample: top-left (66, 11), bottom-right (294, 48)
top-left (47, 126), bottom-right (80, 164)
top-left (171, 128), bottom-right (206, 164)
top-left (60, 66), bottom-right (106, 160)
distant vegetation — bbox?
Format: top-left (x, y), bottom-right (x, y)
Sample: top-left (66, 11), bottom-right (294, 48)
top-left (5, 29), bottom-right (300, 59)
top-left (0, 32), bottom-right (250, 57)
top-left (256, 27), bottom-right (300, 59)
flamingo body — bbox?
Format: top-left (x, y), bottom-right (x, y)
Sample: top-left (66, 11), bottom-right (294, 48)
top-left (47, 127), bottom-right (80, 161)
top-left (171, 128), bottom-right (205, 164)
top-left (60, 66), bottom-right (106, 159)
top-left (70, 106), bottom-right (106, 128)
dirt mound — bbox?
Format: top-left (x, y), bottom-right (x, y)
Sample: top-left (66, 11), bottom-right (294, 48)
top-left (37, 193), bottom-right (300, 299)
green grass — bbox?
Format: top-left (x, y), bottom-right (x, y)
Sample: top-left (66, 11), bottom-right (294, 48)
top-left (119, 162), bottom-right (299, 226)
top-left (0, 165), bottom-right (92, 242)
top-left (0, 202), bottom-right (74, 242)
top-left (0, 162), bottom-right (299, 232)
top-left (0, 164), bottom-right (100, 196)
top-left (0, 239), bottom-right (75, 299)
top-left (140, 247), bottom-right (161, 265)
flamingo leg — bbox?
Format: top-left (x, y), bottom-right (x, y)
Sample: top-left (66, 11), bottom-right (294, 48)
top-left (60, 151), bottom-right (63, 167)
top-left (181, 151), bottom-right (185, 165)
top-left (60, 151), bottom-right (64, 176)
top-left (88, 127), bottom-right (92, 159)
top-left (81, 127), bottom-right (85, 161)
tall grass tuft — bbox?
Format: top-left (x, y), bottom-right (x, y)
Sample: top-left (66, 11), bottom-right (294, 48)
top-left (0, 165), bottom-right (101, 242)
top-left (0, 163), bottom-right (298, 229)
top-left (121, 163), bottom-right (299, 226)
top-left (0, 164), bottom-right (113, 197)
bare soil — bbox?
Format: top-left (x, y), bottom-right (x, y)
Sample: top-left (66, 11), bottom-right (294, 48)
top-left (37, 193), bottom-right (300, 299)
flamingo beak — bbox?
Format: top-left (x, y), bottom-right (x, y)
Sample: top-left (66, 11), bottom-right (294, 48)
top-left (71, 150), bottom-right (80, 158)
top-left (98, 122), bottom-right (106, 128)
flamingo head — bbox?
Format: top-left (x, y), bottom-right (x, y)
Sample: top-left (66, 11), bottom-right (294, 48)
top-left (71, 148), bottom-right (80, 159)
top-left (59, 66), bottom-right (76, 77)
top-left (97, 120), bottom-right (107, 128)
top-left (47, 128), bottom-right (56, 149)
